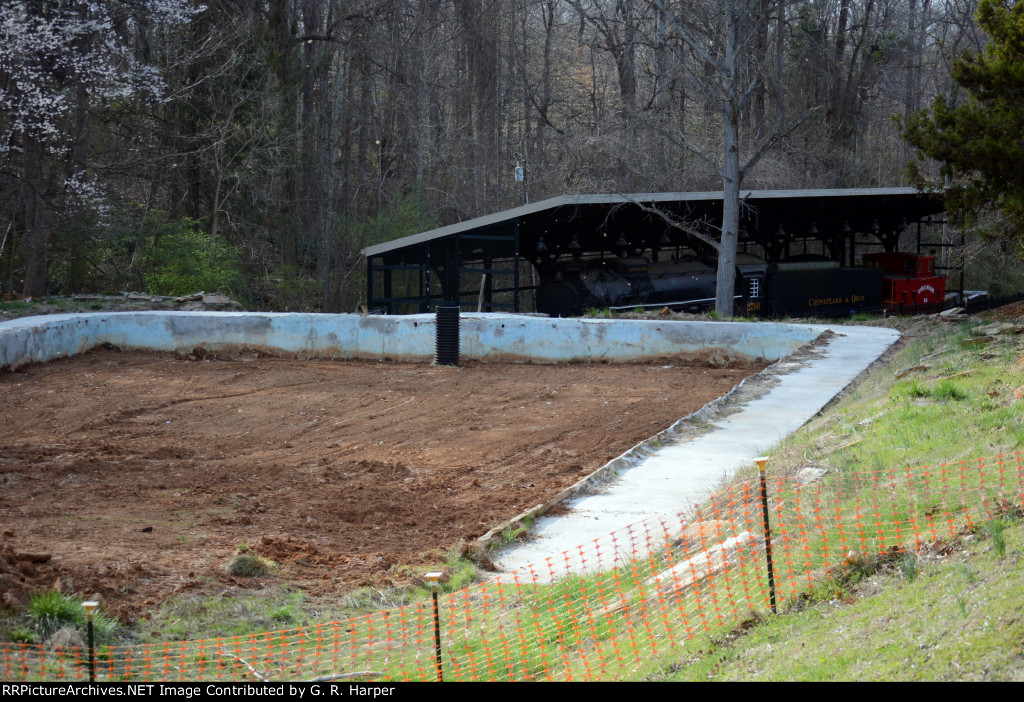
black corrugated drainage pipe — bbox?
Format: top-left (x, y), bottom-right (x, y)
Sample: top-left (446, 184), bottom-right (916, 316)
top-left (435, 306), bottom-right (460, 366)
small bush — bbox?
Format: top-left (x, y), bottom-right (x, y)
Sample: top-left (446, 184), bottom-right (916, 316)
top-left (4, 626), bottom-right (36, 643)
top-left (27, 592), bottom-right (116, 641)
top-left (932, 380), bottom-right (967, 401)
top-left (984, 519), bottom-right (1007, 558)
top-left (226, 554), bottom-right (275, 577)
top-left (898, 552), bottom-right (919, 582)
top-left (898, 379), bottom-right (967, 402)
top-left (902, 380), bottom-right (930, 399)
top-left (28, 591), bottom-right (87, 636)
top-left (142, 223), bottom-right (243, 297)
top-left (269, 605), bottom-right (297, 624)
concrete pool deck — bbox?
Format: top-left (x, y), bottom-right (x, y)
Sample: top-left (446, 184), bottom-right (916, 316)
top-left (491, 323), bottom-right (901, 581)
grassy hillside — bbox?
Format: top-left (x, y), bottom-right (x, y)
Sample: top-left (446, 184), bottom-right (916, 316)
top-left (645, 313), bottom-right (1024, 681)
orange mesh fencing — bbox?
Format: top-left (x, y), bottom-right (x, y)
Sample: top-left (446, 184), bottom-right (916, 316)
top-left (3, 451), bottom-right (1021, 682)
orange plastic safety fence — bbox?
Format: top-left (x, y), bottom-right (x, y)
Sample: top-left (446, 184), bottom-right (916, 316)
top-left (4, 452), bottom-right (1021, 682)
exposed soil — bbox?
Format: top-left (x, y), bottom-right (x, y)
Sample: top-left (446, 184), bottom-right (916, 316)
top-left (0, 348), bottom-right (765, 619)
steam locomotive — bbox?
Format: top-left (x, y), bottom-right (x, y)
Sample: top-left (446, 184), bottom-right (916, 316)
top-left (535, 253), bottom-right (895, 318)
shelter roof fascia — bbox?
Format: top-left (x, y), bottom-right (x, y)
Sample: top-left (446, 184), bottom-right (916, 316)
top-left (361, 187), bottom-right (931, 258)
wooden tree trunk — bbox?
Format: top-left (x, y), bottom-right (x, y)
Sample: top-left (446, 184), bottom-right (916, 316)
top-left (716, 0), bottom-right (742, 318)
top-left (22, 141), bottom-right (49, 298)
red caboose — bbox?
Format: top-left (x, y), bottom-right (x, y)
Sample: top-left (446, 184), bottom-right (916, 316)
top-left (863, 253), bottom-right (947, 310)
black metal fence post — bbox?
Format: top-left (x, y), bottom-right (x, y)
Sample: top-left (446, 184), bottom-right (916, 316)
top-left (426, 571), bottom-right (444, 682)
top-left (755, 458), bottom-right (778, 614)
top-left (83, 601), bottom-right (99, 682)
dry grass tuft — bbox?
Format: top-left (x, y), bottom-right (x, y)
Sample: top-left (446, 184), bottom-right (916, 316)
top-left (226, 554), bottom-right (276, 577)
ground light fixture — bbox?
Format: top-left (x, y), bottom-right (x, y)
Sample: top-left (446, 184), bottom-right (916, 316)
top-left (82, 600), bottom-right (99, 682)
top-left (753, 457), bottom-right (778, 614)
top-left (425, 571), bottom-right (444, 681)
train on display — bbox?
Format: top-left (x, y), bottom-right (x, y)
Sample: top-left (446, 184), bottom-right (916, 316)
top-left (535, 251), bottom-right (946, 318)
top-left (863, 252), bottom-right (947, 310)
top-left (363, 189), bottom-right (954, 317)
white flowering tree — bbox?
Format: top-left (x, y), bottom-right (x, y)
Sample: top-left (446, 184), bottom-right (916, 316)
top-left (0, 0), bottom-right (202, 296)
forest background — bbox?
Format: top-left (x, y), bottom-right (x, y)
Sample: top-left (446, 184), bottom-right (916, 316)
top-left (1, 0), bottom-right (1018, 313)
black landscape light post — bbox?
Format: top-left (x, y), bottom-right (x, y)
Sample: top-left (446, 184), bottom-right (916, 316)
top-left (425, 571), bottom-right (444, 682)
top-left (755, 457), bottom-right (778, 614)
top-left (83, 600), bottom-right (99, 682)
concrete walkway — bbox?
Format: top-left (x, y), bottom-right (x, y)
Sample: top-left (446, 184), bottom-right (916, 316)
top-left (492, 324), bottom-right (900, 581)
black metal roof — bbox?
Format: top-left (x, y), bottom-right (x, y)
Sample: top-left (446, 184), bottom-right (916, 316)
top-left (363, 187), bottom-right (947, 261)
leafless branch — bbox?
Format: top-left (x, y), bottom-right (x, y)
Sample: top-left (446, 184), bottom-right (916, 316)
top-left (677, 131), bottom-right (726, 180)
top-left (742, 106), bottom-right (821, 178)
top-left (625, 198), bottom-right (721, 252)
top-left (654, 0), bottom-right (727, 76)
top-left (224, 654), bottom-right (270, 682)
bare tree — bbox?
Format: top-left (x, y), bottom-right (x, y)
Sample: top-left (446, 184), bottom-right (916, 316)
top-left (655, 0), bottom-right (817, 315)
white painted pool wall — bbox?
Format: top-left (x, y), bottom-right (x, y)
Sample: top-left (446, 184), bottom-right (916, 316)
top-left (0, 311), bottom-right (824, 370)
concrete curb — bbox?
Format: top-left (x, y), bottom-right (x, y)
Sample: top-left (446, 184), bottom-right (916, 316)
top-left (1, 311), bottom-right (824, 370)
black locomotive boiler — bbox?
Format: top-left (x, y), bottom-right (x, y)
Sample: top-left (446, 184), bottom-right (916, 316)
top-left (535, 254), bottom-right (882, 318)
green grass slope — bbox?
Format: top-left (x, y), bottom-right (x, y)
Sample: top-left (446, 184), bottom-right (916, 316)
top-left (646, 316), bottom-right (1024, 681)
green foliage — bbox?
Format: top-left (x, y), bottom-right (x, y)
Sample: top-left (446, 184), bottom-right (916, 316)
top-left (407, 551), bottom-right (482, 600)
top-left (896, 378), bottom-right (967, 402)
top-left (343, 183), bottom-right (440, 311)
top-left (984, 519), bottom-right (1007, 558)
top-left (437, 552), bottom-right (481, 594)
top-left (902, 0), bottom-right (1024, 234)
top-left (140, 219), bottom-right (243, 297)
top-left (898, 552), bottom-right (919, 582)
top-left (494, 515), bottom-right (534, 548)
top-left (28, 591), bottom-right (87, 636)
top-left (957, 564), bottom-right (978, 584)
top-left (145, 590), bottom-right (309, 642)
top-left (52, 209), bottom-right (243, 297)
top-left (654, 516), bottom-right (1024, 681)
top-left (0, 299), bottom-right (37, 312)
top-left (268, 604), bottom-right (297, 625)
top-left (226, 554), bottom-right (276, 577)
top-left (27, 592), bottom-right (116, 642)
top-left (932, 379), bottom-right (968, 401)
top-left (351, 182), bottom-right (439, 249)
top-left (3, 625), bottom-right (36, 643)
